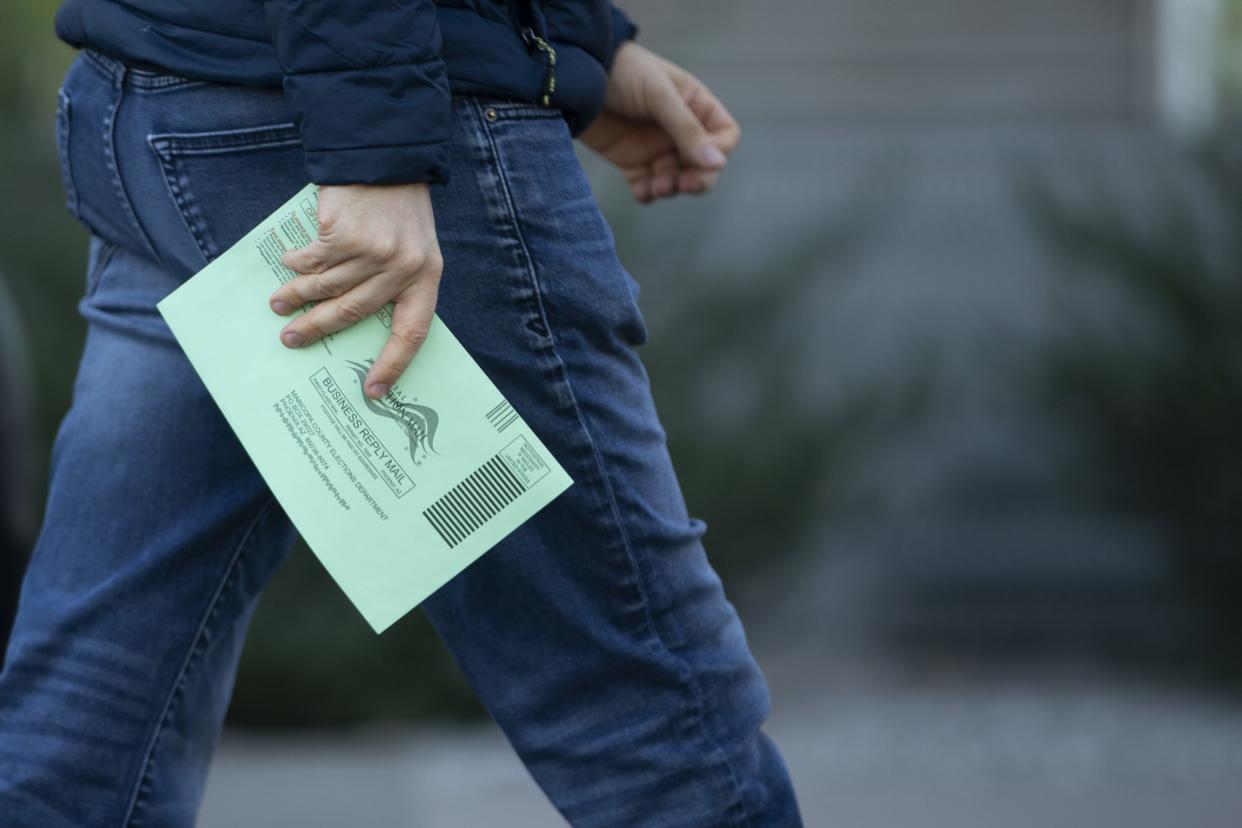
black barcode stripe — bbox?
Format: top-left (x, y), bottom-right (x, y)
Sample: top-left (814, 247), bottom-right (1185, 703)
top-left (475, 459), bottom-right (507, 499)
top-left (483, 460), bottom-right (519, 501)
top-left (425, 507), bottom-right (457, 547)
top-left (437, 498), bottom-right (472, 544)
top-left (429, 501), bottom-right (466, 546)
top-left (447, 488), bottom-right (484, 533)
top-left (489, 459), bottom-right (524, 499)
top-left (423, 451), bottom-right (533, 548)
top-left (496, 412), bottom-right (520, 433)
top-left (481, 460), bottom-right (521, 501)
top-left (434, 505), bottom-right (466, 547)
top-left (493, 458), bottom-right (528, 496)
top-left (464, 475), bottom-right (501, 516)
top-left (453, 476), bottom-right (493, 528)
top-left (456, 482), bottom-right (492, 528)
top-left (441, 499), bottom-right (473, 545)
top-left (486, 401), bottom-right (519, 433)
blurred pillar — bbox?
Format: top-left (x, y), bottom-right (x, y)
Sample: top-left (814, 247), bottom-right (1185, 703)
top-left (1155, 0), bottom-right (1224, 139)
top-left (0, 271), bottom-right (37, 660)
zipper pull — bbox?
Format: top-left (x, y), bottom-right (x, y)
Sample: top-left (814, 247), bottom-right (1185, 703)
top-left (520, 25), bottom-right (558, 107)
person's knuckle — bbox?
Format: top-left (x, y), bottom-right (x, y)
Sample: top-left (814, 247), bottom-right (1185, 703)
top-left (371, 235), bottom-right (399, 263)
top-left (391, 251), bottom-right (420, 275)
top-left (295, 251), bottom-right (321, 272)
top-left (336, 295), bottom-right (369, 324)
top-left (425, 249), bottom-right (445, 276)
top-left (314, 272), bottom-right (345, 298)
top-left (393, 322), bottom-right (430, 350)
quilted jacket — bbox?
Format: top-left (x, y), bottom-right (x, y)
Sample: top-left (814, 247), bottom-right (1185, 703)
top-left (53, 0), bottom-right (639, 185)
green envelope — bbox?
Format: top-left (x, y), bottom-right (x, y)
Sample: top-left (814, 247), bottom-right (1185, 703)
top-left (157, 183), bottom-right (573, 633)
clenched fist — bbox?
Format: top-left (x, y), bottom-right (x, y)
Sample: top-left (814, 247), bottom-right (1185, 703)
top-left (581, 40), bottom-right (741, 202)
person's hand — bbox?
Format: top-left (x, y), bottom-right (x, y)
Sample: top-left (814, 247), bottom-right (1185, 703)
top-left (579, 40), bottom-right (740, 203)
top-left (268, 183), bottom-right (443, 400)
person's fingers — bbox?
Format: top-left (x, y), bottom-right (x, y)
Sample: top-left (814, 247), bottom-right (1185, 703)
top-left (677, 167), bottom-right (719, 195)
top-left (362, 278), bottom-right (441, 398)
top-left (581, 111), bottom-right (673, 167)
top-left (269, 255), bottom-right (365, 315)
top-left (629, 174), bottom-right (654, 203)
top-left (277, 265), bottom-right (405, 347)
top-left (647, 73), bottom-right (727, 172)
top-left (677, 78), bottom-right (741, 157)
top-left (655, 56), bottom-right (739, 155)
top-left (645, 151), bottom-right (682, 199)
top-left (280, 238), bottom-right (353, 276)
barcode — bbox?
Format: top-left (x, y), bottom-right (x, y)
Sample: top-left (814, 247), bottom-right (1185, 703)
top-left (485, 400), bottom-right (519, 433)
top-left (423, 455), bottom-right (529, 548)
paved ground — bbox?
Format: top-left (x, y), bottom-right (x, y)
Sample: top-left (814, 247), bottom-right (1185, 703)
top-left (201, 677), bottom-right (1242, 827)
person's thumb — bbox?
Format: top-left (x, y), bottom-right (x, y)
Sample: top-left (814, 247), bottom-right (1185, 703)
top-left (650, 79), bottom-right (727, 169)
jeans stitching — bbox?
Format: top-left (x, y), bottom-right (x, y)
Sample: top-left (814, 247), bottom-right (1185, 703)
top-left (119, 493), bottom-right (277, 827)
top-left (147, 123), bottom-right (301, 155)
top-left (56, 88), bottom-right (80, 220)
top-left (473, 98), bottom-right (755, 827)
top-left (83, 49), bottom-right (205, 90)
top-left (147, 137), bottom-right (219, 264)
top-left (471, 95), bottom-right (564, 120)
top-left (146, 125), bottom-right (304, 264)
top-left (102, 68), bottom-right (164, 267)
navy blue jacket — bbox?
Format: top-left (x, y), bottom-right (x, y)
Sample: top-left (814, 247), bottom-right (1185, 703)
top-left (53, 0), bottom-right (639, 186)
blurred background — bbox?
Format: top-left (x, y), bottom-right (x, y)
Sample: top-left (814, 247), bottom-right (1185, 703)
top-left (5, 0), bottom-right (1242, 825)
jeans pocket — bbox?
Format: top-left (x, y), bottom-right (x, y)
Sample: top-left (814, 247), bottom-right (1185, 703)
top-left (147, 122), bottom-right (307, 264)
top-left (55, 86), bottom-right (81, 222)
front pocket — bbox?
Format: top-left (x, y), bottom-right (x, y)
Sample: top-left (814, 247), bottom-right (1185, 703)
top-left (147, 122), bottom-right (307, 263)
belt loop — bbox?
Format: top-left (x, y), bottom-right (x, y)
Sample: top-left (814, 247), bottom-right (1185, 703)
top-left (83, 48), bottom-right (127, 85)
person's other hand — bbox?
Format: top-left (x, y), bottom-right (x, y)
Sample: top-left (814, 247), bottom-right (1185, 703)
top-left (268, 183), bottom-right (443, 400)
top-left (579, 40), bottom-right (740, 203)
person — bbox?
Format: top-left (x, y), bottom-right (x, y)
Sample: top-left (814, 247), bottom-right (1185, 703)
top-left (0, 0), bottom-right (804, 824)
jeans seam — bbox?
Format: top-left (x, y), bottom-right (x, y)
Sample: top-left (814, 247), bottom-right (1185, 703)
top-left (56, 87), bottom-right (80, 219)
top-left (102, 66), bottom-right (165, 268)
top-left (85, 237), bottom-right (119, 299)
top-left (119, 493), bottom-right (278, 827)
top-left (147, 136), bottom-right (218, 264)
top-left (472, 98), bottom-right (755, 828)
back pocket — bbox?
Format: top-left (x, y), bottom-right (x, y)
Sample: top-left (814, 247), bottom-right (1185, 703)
top-left (148, 122), bottom-right (307, 263)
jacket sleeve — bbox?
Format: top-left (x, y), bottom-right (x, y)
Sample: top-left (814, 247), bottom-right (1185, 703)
top-left (263, 0), bottom-right (452, 186)
top-left (605, 3), bottom-right (640, 73)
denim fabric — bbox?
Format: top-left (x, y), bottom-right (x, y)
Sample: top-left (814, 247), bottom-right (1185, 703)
top-left (0, 49), bottom-right (803, 827)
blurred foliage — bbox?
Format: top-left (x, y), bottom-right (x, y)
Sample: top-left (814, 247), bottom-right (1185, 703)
top-left (610, 193), bottom-right (929, 579)
top-left (1020, 141), bottom-right (1242, 659)
top-left (1, 2), bottom-right (87, 497)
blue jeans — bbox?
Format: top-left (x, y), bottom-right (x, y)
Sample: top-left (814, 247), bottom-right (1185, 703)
top-left (0, 49), bottom-right (802, 827)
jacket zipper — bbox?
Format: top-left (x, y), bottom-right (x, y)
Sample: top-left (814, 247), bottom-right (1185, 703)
top-left (519, 25), bottom-right (557, 106)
